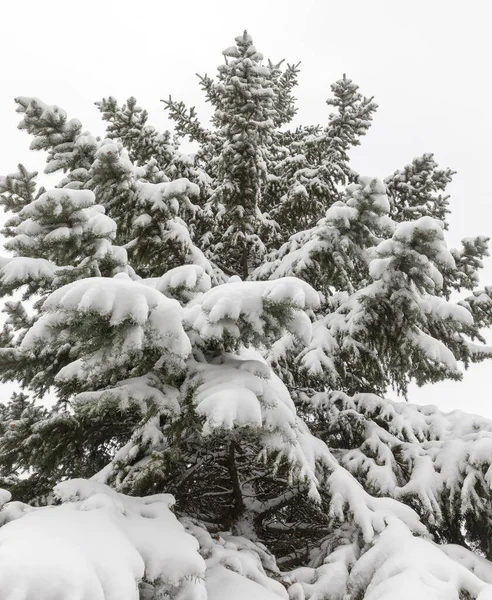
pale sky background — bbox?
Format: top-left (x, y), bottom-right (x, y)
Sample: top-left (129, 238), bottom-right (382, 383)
top-left (0, 0), bottom-right (491, 416)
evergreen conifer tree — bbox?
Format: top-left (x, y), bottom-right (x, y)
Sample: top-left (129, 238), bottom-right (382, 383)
top-left (1, 31), bottom-right (492, 600)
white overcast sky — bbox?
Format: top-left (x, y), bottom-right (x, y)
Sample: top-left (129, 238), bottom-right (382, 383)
top-left (1, 0), bottom-right (491, 416)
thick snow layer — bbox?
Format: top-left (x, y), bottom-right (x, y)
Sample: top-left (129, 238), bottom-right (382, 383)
top-left (24, 275), bottom-right (189, 350)
top-left (419, 295), bottom-right (473, 325)
top-left (186, 277), bottom-right (319, 344)
top-left (347, 518), bottom-right (489, 600)
top-left (136, 178), bottom-right (200, 212)
top-left (20, 275), bottom-right (191, 383)
top-left (20, 189), bottom-right (95, 216)
top-left (202, 278), bottom-right (319, 317)
top-left (0, 479), bottom-right (206, 600)
top-left (0, 504), bottom-right (143, 600)
top-left (143, 264), bottom-right (212, 301)
top-left (57, 480), bottom-right (205, 587)
top-left (0, 256), bottom-right (57, 286)
top-left (206, 565), bottom-right (284, 600)
top-left (192, 351), bottom-right (295, 433)
top-left (0, 489), bottom-right (11, 507)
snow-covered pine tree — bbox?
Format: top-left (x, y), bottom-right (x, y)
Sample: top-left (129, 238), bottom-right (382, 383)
top-left (1, 31), bottom-right (492, 600)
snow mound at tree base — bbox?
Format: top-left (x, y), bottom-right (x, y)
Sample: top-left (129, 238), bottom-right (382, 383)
top-left (3, 479), bottom-right (492, 600)
top-left (0, 480), bottom-right (204, 600)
